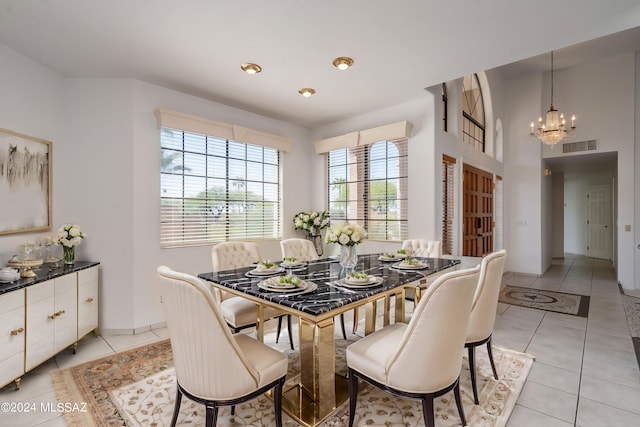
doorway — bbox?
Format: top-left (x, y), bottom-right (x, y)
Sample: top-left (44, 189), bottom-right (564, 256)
top-left (586, 184), bottom-right (612, 260)
top-left (462, 163), bottom-right (493, 257)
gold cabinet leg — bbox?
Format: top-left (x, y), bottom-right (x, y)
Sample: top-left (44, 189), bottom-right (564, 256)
top-left (14, 377), bottom-right (21, 391)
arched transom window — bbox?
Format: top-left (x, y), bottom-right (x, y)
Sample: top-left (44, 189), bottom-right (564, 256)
top-left (462, 74), bottom-right (485, 152)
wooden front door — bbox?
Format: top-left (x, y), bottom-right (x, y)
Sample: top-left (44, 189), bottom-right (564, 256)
top-left (463, 163), bottom-right (493, 257)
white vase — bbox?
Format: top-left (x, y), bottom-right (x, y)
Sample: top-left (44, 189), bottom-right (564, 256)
top-left (339, 245), bottom-right (358, 269)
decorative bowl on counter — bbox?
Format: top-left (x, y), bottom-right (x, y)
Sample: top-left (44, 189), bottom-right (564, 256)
top-left (0, 267), bottom-right (21, 283)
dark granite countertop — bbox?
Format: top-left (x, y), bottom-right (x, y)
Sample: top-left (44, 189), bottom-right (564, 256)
top-left (0, 261), bottom-right (100, 295)
top-left (198, 254), bottom-right (460, 317)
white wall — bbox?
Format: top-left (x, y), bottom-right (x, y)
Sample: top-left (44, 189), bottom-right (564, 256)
top-left (0, 43), bottom-right (64, 264)
top-left (542, 53), bottom-right (635, 287)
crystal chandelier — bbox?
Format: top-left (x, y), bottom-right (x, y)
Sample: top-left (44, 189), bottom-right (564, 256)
top-left (530, 51), bottom-right (576, 146)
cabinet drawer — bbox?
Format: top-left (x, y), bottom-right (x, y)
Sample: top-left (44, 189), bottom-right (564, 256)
top-left (0, 289), bottom-right (24, 314)
top-left (55, 273), bottom-right (77, 294)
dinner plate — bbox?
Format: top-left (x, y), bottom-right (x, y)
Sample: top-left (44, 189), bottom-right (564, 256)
top-left (338, 276), bottom-right (384, 289)
top-left (258, 278), bottom-right (311, 293)
top-left (246, 267), bottom-right (285, 277)
top-left (392, 261), bottom-right (428, 270)
top-left (280, 261), bottom-right (307, 268)
top-left (378, 255), bottom-right (401, 261)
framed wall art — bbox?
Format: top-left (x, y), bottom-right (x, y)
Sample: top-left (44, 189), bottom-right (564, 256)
top-left (0, 128), bottom-right (52, 235)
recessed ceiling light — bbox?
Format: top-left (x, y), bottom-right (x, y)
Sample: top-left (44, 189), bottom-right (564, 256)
top-left (332, 57), bottom-right (354, 71)
top-left (298, 88), bottom-right (316, 98)
top-left (240, 63), bottom-right (262, 75)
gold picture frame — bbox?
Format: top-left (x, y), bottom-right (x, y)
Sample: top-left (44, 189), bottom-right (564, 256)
top-left (0, 128), bottom-right (52, 235)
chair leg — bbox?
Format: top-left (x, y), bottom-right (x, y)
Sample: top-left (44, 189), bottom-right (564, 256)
top-left (170, 385), bottom-right (182, 427)
top-left (486, 337), bottom-right (499, 380)
top-left (421, 395), bottom-right (435, 427)
top-left (231, 405), bottom-right (235, 415)
top-left (468, 345), bottom-right (479, 405)
top-left (276, 315), bottom-right (284, 343)
top-left (274, 377), bottom-right (285, 427)
top-left (287, 315), bottom-right (294, 350)
top-left (348, 369), bottom-right (359, 427)
top-left (340, 313), bottom-right (347, 340)
top-left (351, 307), bottom-right (359, 334)
top-left (205, 403), bottom-right (219, 427)
top-left (453, 380), bottom-right (467, 426)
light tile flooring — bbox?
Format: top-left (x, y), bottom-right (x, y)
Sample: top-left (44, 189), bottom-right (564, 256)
top-left (1, 255), bottom-right (639, 426)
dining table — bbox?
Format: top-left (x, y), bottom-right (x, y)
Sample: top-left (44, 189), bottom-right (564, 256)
top-left (198, 253), bottom-right (460, 426)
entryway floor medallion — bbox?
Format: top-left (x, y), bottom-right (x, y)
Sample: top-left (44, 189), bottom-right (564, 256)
top-left (499, 285), bottom-right (590, 317)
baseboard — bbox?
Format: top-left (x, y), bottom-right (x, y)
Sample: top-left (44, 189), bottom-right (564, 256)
top-left (100, 322), bottom-right (167, 336)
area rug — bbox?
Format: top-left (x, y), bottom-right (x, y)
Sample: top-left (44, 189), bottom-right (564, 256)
top-left (51, 337), bottom-right (533, 427)
top-left (622, 293), bottom-right (640, 369)
top-left (499, 285), bottom-right (590, 317)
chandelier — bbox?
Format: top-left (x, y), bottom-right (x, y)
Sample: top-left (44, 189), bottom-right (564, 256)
top-left (530, 51), bottom-right (576, 146)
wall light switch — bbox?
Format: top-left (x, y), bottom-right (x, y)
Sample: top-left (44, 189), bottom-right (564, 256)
top-left (624, 224), bottom-right (631, 232)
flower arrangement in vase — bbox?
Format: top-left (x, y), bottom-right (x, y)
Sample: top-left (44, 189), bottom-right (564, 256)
top-left (293, 211), bottom-right (330, 236)
top-left (56, 224), bottom-right (85, 265)
top-left (325, 222), bottom-right (367, 268)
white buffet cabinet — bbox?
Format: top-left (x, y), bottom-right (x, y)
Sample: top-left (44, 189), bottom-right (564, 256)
top-left (0, 262), bottom-right (99, 390)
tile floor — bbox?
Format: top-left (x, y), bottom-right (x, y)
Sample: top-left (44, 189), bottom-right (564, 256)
top-left (1, 255), bottom-right (638, 426)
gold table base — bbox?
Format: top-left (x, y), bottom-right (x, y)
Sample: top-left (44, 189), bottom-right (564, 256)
top-left (281, 375), bottom-right (350, 427)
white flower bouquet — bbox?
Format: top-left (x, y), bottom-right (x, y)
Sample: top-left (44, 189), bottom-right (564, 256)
top-left (325, 222), bottom-right (367, 246)
top-left (56, 224), bottom-right (85, 247)
top-left (293, 211), bottom-right (330, 235)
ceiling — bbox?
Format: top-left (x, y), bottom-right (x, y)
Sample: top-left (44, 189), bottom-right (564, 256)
top-left (0, 1), bottom-right (639, 129)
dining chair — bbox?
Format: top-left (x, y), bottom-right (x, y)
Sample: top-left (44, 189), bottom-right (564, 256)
top-left (401, 239), bottom-right (442, 258)
top-left (402, 239), bottom-right (447, 304)
top-left (157, 266), bottom-right (288, 427)
top-left (346, 265), bottom-right (481, 427)
top-left (211, 241), bottom-right (294, 350)
top-left (466, 249), bottom-right (507, 404)
top-left (279, 238), bottom-right (348, 340)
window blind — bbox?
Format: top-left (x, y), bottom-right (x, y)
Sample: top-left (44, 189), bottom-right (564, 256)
top-left (442, 155), bottom-right (456, 255)
top-left (160, 127), bottom-right (280, 248)
top-left (327, 138), bottom-right (408, 241)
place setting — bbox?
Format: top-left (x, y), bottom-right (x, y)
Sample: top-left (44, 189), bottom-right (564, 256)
top-left (245, 260), bottom-right (285, 277)
top-left (257, 274), bottom-right (317, 297)
top-left (333, 271), bottom-right (384, 290)
top-left (390, 256), bottom-right (430, 271)
top-left (279, 257), bottom-right (308, 271)
top-left (377, 249), bottom-right (408, 262)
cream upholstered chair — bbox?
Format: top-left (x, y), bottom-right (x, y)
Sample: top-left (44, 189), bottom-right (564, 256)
top-left (402, 239), bottom-right (445, 303)
top-left (211, 242), bottom-right (294, 350)
top-left (279, 238), bottom-right (348, 339)
top-left (157, 266), bottom-right (287, 427)
top-left (401, 239), bottom-right (442, 258)
top-left (279, 238), bottom-right (319, 262)
top-left (346, 265), bottom-right (481, 427)
top-left (466, 249), bottom-right (507, 404)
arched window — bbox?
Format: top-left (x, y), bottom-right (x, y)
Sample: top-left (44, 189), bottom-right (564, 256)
top-left (462, 74), bottom-right (485, 152)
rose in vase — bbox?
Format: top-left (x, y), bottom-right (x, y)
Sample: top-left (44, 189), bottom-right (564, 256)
top-left (293, 211), bottom-right (330, 236)
top-left (56, 224), bottom-right (85, 265)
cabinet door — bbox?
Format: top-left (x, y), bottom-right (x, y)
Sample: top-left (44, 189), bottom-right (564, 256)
top-left (78, 267), bottom-right (99, 338)
top-left (54, 274), bottom-right (78, 354)
top-left (25, 281), bottom-right (55, 371)
top-left (0, 290), bottom-right (26, 388)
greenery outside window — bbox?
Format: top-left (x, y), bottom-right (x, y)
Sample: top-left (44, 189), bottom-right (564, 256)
top-left (160, 127), bottom-right (280, 248)
top-left (327, 139), bottom-right (408, 240)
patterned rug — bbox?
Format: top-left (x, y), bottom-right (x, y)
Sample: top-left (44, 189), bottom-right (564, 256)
top-left (51, 336), bottom-right (533, 426)
top-left (622, 293), bottom-right (640, 369)
top-left (499, 285), bottom-right (590, 317)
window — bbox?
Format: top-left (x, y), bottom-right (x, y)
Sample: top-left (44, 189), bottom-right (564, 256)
top-left (160, 127), bottom-right (280, 248)
top-left (462, 74), bottom-right (485, 151)
top-left (442, 82), bottom-right (448, 132)
top-left (442, 155), bottom-right (456, 255)
top-left (327, 139), bottom-right (408, 240)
